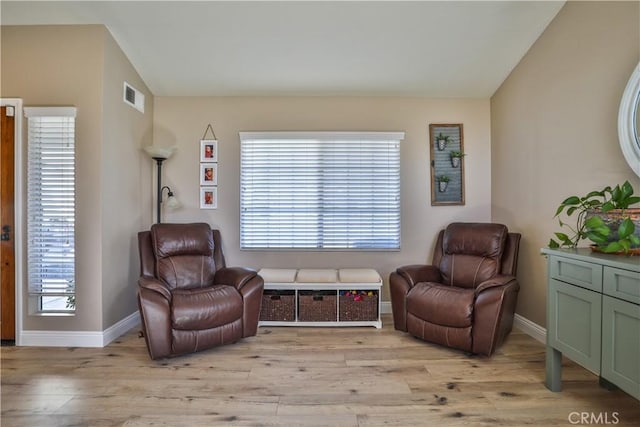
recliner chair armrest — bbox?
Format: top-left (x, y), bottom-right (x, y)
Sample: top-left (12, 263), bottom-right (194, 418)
top-left (395, 265), bottom-right (442, 287)
top-left (214, 267), bottom-right (258, 291)
top-left (138, 276), bottom-right (172, 302)
top-left (472, 279), bottom-right (520, 356)
top-left (475, 275), bottom-right (518, 294)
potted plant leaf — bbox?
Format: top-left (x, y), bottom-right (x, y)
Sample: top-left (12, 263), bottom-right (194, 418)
top-left (450, 150), bottom-right (466, 168)
top-left (437, 175), bottom-right (450, 192)
top-left (549, 181), bottom-right (640, 254)
top-left (435, 133), bottom-right (451, 151)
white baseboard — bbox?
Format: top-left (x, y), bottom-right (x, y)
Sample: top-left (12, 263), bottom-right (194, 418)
top-left (20, 329), bottom-right (105, 347)
top-left (19, 312), bottom-right (140, 348)
top-left (102, 311), bottom-right (141, 346)
top-left (513, 313), bottom-right (546, 344)
top-left (381, 301), bottom-right (392, 314)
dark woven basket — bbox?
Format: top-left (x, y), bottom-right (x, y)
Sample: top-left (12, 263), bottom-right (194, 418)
top-left (339, 293), bottom-right (378, 321)
top-left (298, 291), bottom-right (337, 322)
top-left (260, 290), bottom-right (295, 321)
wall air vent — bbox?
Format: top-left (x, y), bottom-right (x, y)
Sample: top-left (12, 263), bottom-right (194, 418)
top-left (123, 81), bottom-right (144, 113)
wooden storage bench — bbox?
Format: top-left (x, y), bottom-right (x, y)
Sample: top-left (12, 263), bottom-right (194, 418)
top-left (257, 268), bottom-right (383, 328)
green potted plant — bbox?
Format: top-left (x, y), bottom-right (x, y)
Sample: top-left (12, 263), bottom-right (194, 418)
top-left (435, 133), bottom-right (451, 151)
top-left (450, 150), bottom-right (466, 168)
top-left (437, 175), bottom-right (450, 192)
top-left (549, 181), bottom-right (640, 254)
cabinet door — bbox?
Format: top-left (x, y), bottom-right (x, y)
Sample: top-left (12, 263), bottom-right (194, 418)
top-left (601, 295), bottom-right (640, 400)
top-left (548, 279), bottom-right (601, 373)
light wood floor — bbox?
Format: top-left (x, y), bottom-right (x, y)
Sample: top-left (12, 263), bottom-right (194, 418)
top-left (1, 314), bottom-right (638, 426)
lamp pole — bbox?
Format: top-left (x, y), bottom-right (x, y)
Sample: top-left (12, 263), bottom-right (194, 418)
top-left (153, 157), bottom-right (166, 224)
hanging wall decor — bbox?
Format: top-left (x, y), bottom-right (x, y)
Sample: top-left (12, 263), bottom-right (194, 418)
top-left (430, 123), bottom-right (465, 206)
top-left (199, 124), bottom-right (218, 209)
top-left (200, 139), bottom-right (218, 162)
top-left (200, 163), bottom-right (218, 186)
top-left (200, 186), bottom-right (218, 209)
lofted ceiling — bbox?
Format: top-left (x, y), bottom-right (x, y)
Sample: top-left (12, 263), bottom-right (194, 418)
top-left (1, 1), bottom-right (565, 97)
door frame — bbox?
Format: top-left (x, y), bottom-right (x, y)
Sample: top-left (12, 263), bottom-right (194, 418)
top-left (1, 98), bottom-right (23, 345)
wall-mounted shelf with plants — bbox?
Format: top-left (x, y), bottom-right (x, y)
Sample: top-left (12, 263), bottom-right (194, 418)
top-left (430, 124), bottom-right (465, 206)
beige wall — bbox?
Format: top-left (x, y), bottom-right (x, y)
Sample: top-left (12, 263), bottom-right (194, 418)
top-left (491, 1), bottom-right (640, 326)
top-left (1, 25), bottom-right (152, 332)
top-left (154, 97), bottom-right (493, 300)
top-left (101, 30), bottom-right (154, 328)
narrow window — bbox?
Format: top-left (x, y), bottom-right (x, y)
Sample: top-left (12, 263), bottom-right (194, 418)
top-left (240, 132), bottom-right (403, 250)
top-left (24, 107), bottom-right (76, 314)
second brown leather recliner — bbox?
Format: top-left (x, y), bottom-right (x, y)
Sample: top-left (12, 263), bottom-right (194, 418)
top-left (390, 222), bottom-right (521, 356)
top-left (137, 223), bottom-right (264, 359)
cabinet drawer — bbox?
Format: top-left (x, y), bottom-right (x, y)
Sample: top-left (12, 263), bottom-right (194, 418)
top-left (604, 266), bottom-right (640, 305)
top-left (601, 295), bottom-right (640, 400)
top-left (548, 279), bottom-right (601, 373)
top-left (550, 255), bottom-right (602, 292)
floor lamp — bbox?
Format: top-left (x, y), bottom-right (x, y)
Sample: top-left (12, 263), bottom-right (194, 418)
top-left (144, 146), bottom-right (180, 223)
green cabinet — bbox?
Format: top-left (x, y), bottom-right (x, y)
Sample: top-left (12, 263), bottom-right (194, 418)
top-left (542, 248), bottom-right (640, 400)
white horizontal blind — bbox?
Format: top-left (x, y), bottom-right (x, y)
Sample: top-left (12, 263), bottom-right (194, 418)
top-left (25, 107), bottom-right (76, 305)
top-left (240, 132), bottom-right (402, 250)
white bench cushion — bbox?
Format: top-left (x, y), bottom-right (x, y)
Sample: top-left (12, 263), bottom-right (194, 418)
top-left (259, 268), bottom-right (381, 284)
top-left (339, 268), bottom-right (381, 283)
top-left (258, 268), bottom-right (298, 283)
top-left (296, 269), bottom-right (337, 283)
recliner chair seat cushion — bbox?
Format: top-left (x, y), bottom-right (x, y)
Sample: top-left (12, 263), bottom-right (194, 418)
top-left (171, 285), bottom-right (243, 330)
top-left (406, 282), bottom-right (474, 328)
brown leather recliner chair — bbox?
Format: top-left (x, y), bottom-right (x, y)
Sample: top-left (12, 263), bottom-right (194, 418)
top-left (137, 223), bottom-right (264, 359)
top-left (390, 222), bottom-right (521, 356)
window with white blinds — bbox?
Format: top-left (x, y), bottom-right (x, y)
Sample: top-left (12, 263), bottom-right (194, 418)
top-left (24, 107), bottom-right (76, 312)
top-left (240, 132), bottom-right (403, 250)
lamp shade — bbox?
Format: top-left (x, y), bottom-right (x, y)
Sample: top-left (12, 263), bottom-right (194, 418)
top-left (166, 194), bottom-right (181, 210)
top-left (144, 145), bottom-right (176, 159)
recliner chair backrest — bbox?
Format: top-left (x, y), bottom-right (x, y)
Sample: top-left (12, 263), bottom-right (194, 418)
top-left (150, 223), bottom-right (218, 290)
top-left (436, 222), bottom-right (508, 289)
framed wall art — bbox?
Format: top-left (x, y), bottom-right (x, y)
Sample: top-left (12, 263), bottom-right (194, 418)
top-left (200, 186), bottom-right (218, 209)
top-left (200, 139), bottom-right (218, 162)
top-left (430, 123), bottom-right (465, 206)
top-left (200, 163), bottom-right (218, 186)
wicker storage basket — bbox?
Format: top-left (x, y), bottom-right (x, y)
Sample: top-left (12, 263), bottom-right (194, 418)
top-left (339, 292), bottom-right (379, 321)
top-left (298, 290), bottom-right (337, 322)
top-left (260, 290), bottom-right (295, 321)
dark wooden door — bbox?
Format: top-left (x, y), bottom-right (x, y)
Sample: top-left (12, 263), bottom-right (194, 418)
top-left (1, 105), bottom-right (16, 340)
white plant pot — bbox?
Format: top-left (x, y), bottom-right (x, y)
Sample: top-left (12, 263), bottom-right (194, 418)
top-left (439, 181), bottom-right (448, 192)
top-left (451, 157), bottom-right (460, 168)
top-left (437, 140), bottom-right (447, 151)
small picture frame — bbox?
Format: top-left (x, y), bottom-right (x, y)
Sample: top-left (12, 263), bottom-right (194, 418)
top-left (200, 163), bottom-right (218, 186)
top-left (200, 139), bottom-right (218, 162)
top-left (200, 186), bottom-right (217, 209)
